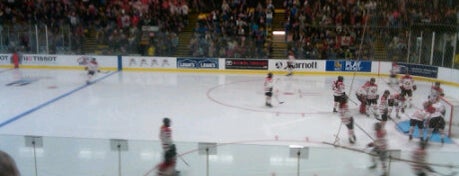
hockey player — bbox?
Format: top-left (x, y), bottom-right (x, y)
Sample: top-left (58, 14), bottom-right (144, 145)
top-left (378, 90), bottom-right (391, 125)
top-left (364, 78), bottom-right (379, 118)
top-left (264, 72), bottom-right (274, 107)
top-left (338, 94), bottom-right (356, 144)
top-left (399, 73), bottom-right (416, 109)
top-left (388, 62), bottom-right (400, 86)
top-left (160, 118), bottom-right (173, 152)
top-left (286, 51), bottom-right (295, 76)
top-left (332, 76), bottom-right (346, 113)
top-left (408, 105), bottom-right (432, 141)
top-left (86, 58), bottom-right (99, 84)
top-left (156, 144), bottom-right (178, 176)
top-left (356, 84), bottom-right (367, 114)
top-left (390, 92), bottom-right (405, 119)
top-left (430, 81), bottom-right (445, 99)
top-left (368, 122), bottom-right (388, 176)
top-left (425, 96), bottom-right (447, 144)
top-left (411, 141), bottom-right (434, 176)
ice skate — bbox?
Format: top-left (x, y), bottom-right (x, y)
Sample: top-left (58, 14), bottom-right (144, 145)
top-left (349, 135), bottom-right (356, 144)
top-left (409, 134), bottom-right (413, 141)
top-left (441, 138), bottom-right (444, 145)
top-left (368, 164), bottom-right (376, 169)
top-left (333, 108), bottom-right (337, 113)
top-left (266, 103), bottom-right (272, 107)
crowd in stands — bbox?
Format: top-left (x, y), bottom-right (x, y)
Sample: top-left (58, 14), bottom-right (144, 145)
top-left (0, 0), bottom-right (457, 61)
top-left (0, 0), bottom-right (189, 56)
top-left (283, 0), bottom-right (458, 60)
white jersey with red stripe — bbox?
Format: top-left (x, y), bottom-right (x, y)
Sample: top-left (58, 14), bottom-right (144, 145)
top-left (160, 125), bottom-right (172, 150)
top-left (87, 60), bottom-right (99, 72)
top-left (430, 101), bottom-right (446, 117)
top-left (264, 77), bottom-right (273, 92)
top-left (374, 129), bottom-right (387, 150)
top-left (430, 86), bottom-right (444, 98)
top-left (390, 65), bottom-right (400, 75)
top-left (364, 83), bottom-right (378, 99)
top-left (287, 54), bottom-right (295, 65)
top-left (332, 80), bottom-right (345, 96)
top-left (411, 147), bottom-right (428, 173)
top-left (410, 109), bottom-right (429, 121)
top-left (378, 95), bottom-right (389, 113)
top-left (339, 103), bottom-right (352, 125)
top-left (400, 75), bottom-right (415, 90)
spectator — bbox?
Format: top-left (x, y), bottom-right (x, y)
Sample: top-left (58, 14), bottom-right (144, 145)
top-left (0, 150), bottom-right (21, 176)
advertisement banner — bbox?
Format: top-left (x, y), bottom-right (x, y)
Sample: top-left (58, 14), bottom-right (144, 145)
top-left (0, 54), bottom-right (11, 65)
top-left (123, 56), bottom-right (176, 69)
top-left (397, 63), bottom-right (438, 78)
top-left (325, 60), bottom-right (372, 72)
top-left (270, 60), bottom-right (323, 71)
top-left (177, 58), bottom-right (219, 69)
top-left (225, 59), bottom-right (268, 70)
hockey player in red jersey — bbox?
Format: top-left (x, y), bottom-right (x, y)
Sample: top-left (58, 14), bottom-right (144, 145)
top-left (160, 118), bottom-right (173, 152)
top-left (399, 73), bottom-right (416, 108)
top-left (368, 122), bottom-right (388, 176)
top-left (264, 72), bottom-right (274, 107)
top-left (332, 76), bottom-right (346, 113)
top-left (338, 94), bottom-right (356, 144)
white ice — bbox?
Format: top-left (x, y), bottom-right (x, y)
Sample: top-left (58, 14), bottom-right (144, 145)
top-left (1, 68), bottom-right (458, 176)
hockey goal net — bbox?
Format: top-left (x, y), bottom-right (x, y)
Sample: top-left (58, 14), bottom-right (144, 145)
top-left (440, 96), bottom-right (459, 137)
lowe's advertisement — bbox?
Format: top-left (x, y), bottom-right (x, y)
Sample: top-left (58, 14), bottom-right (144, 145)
top-left (177, 58), bottom-right (219, 69)
top-left (325, 60), bottom-right (372, 72)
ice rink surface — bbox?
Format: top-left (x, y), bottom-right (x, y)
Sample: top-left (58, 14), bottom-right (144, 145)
top-left (1, 68), bottom-right (459, 176)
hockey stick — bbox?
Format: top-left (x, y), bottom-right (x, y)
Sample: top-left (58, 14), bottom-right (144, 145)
top-left (333, 121), bottom-right (343, 145)
top-left (274, 89), bottom-right (284, 104)
top-left (387, 116), bottom-right (406, 133)
top-left (431, 170), bottom-right (457, 176)
top-left (354, 121), bottom-right (375, 141)
top-left (178, 155), bottom-right (190, 167)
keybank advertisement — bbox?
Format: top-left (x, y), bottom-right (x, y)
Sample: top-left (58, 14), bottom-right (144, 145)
top-left (270, 60), bottom-right (323, 71)
top-left (177, 58), bottom-right (218, 69)
top-left (325, 60), bottom-right (371, 72)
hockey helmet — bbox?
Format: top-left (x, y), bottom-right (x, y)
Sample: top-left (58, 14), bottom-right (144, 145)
top-left (163, 117), bottom-right (171, 126)
top-left (383, 90), bottom-right (390, 95)
top-left (374, 122), bottom-right (382, 131)
top-left (370, 77), bottom-right (376, 83)
top-left (267, 72), bottom-right (273, 78)
top-left (339, 94), bottom-right (348, 104)
top-left (338, 76), bottom-right (344, 81)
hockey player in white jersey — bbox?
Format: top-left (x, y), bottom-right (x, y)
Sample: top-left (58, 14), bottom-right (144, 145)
top-left (425, 96), bottom-right (447, 144)
top-left (264, 72), bottom-right (274, 107)
top-left (332, 76), bottom-right (345, 113)
top-left (338, 94), bottom-right (356, 144)
top-left (363, 78), bottom-right (379, 118)
top-left (399, 73), bottom-right (416, 109)
top-left (86, 58), bottom-right (99, 84)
